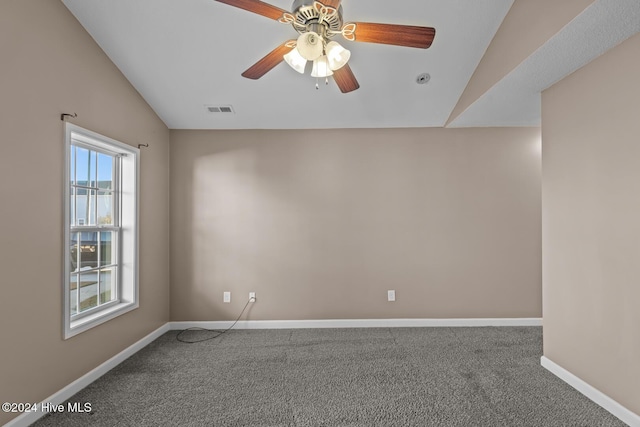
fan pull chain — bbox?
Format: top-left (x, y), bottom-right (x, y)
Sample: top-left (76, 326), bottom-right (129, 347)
top-left (314, 78), bottom-right (330, 90)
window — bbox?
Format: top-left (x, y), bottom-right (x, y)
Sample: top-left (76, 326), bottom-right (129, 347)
top-left (64, 124), bottom-right (139, 338)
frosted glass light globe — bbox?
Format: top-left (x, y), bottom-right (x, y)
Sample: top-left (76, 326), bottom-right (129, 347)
top-left (296, 32), bottom-right (323, 61)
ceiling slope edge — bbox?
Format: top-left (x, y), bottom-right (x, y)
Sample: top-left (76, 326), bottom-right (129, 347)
top-left (447, 0), bottom-right (640, 128)
top-left (445, 0), bottom-right (593, 128)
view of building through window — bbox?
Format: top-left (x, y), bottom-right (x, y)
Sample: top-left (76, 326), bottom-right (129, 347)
top-left (69, 145), bottom-right (119, 316)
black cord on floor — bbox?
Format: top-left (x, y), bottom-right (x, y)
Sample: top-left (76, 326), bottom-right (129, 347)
top-left (176, 298), bottom-right (252, 344)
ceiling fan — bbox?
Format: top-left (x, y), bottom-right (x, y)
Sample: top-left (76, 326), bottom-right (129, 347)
top-left (214, 0), bottom-right (436, 93)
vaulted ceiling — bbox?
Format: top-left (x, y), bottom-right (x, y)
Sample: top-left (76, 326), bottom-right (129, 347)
top-left (62, 0), bottom-right (640, 129)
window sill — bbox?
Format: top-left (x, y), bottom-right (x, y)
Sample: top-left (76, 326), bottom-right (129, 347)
top-left (65, 301), bottom-right (138, 339)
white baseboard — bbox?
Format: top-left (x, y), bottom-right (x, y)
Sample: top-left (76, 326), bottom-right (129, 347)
top-left (4, 323), bottom-right (170, 427)
top-left (541, 356), bottom-right (640, 427)
top-left (169, 317), bottom-right (542, 330)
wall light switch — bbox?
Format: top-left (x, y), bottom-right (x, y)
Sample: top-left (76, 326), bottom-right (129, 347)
top-left (223, 291), bottom-right (231, 303)
top-left (387, 290), bottom-right (396, 302)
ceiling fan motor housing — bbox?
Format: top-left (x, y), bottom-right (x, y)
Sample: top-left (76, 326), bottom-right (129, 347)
top-left (291, 0), bottom-right (343, 37)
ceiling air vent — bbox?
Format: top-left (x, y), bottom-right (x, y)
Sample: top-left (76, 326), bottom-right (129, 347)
top-left (206, 105), bottom-right (235, 114)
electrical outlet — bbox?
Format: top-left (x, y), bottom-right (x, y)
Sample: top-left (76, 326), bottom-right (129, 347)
top-left (387, 290), bottom-right (396, 302)
top-left (249, 292), bottom-right (256, 302)
top-left (223, 291), bottom-right (231, 303)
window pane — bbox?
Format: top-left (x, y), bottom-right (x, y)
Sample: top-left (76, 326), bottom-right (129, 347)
top-left (99, 268), bottom-right (117, 304)
top-left (76, 190), bottom-right (97, 226)
top-left (70, 274), bottom-right (79, 316)
top-left (73, 189), bottom-right (97, 226)
top-left (70, 232), bottom-right (79, 272)
top-left (97, 153), bottom-right (113, 190)
top-left (99, 232), bottom-right (113, 266)
top-left (89, 189), bottom-right (97, 226)
top-left (89, 150), bottom-right (97, 187)
top-left (74, 190), bottom-right (85, 226)
top-left (78, 232), bottom-right (98, 270)
top-left (78, 272), bottom-right (99, 313)
top-left (70, 187), bottom-right (76, 227)
top-left (70, 146), bottom-right (76, 186)
top-left (97, 191), bottom-right (113, 225)
top-left (75, 146), bottom-right (89, 186)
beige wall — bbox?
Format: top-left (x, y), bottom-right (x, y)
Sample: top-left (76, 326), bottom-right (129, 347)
top-left (542, 32), bottom-right (640, 415)
top-left (0, 1), bottom-right (170, 424)
top-left (447, 0), bottom-right (593, 125)
top-left (170, 128), bottom-right (542, 321)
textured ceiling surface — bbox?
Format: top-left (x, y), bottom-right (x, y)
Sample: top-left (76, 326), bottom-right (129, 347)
top-left (61, 0), bottom-right (640, 130)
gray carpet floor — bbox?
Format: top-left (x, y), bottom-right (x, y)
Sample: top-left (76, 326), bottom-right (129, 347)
top-left (33, 327), bottom-right (625, 426)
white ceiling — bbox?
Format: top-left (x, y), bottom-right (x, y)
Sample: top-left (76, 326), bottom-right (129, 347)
top-left (61, 0), bottom-right (513, 129)
top-left (61, 0), bottom-right (640, 130)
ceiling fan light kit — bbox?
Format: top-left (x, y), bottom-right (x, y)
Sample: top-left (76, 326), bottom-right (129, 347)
top-left (325, 41), bottom-right (350, 71)
top-left (283, 48), bottom-right (307, 74)
top-left (311, 55), bottom-right (333, 78)
top-left (296, 31), bottom-right (323, 61)
top-left (215, 0), bottom-right (436, 93)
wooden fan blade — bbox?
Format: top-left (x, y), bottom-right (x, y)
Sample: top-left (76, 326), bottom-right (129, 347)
top-left (241, 41), bottom-right (295, 80)
top-left (214, 0), bottom-right (288, 21)
top-left (350, 22), bottom-right (435, 49)
top-left (333, 64), bottom-right (359, 93)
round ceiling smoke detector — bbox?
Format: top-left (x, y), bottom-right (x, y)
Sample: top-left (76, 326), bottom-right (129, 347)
top-left (416, 73), bottom-right (431, 85)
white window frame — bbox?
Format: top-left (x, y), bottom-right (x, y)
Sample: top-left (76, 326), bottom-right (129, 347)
top-left (63, 123), bottom-right (139, 339)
